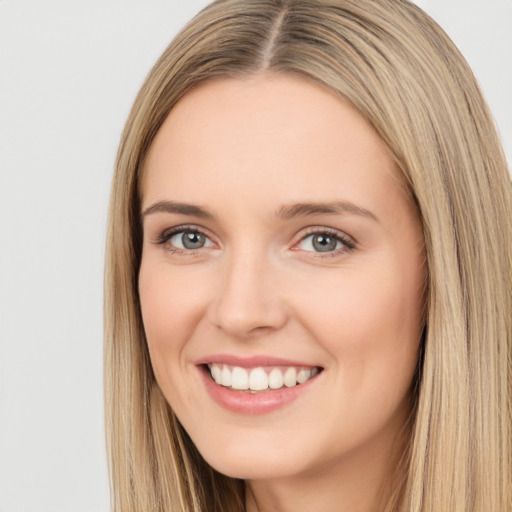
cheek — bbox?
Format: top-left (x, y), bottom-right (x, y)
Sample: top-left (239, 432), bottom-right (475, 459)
top-left (138, 261), bottom-right (211, 377)
top-left (293, 262), bottom-right (423, 392)
top-left (298, 267), bottom-right (422, 339)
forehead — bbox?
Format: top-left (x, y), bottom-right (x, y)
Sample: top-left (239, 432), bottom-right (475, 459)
top-left (141, 74), bottom-right (406, 218)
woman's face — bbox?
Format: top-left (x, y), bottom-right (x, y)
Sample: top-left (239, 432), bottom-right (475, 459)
top-left (139, 75), bottom-right (425, 482)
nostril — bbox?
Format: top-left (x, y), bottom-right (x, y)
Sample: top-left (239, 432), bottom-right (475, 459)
top-left (208, 273), bottom-right (289, 336)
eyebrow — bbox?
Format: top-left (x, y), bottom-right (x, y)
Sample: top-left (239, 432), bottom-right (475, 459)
top-left (142, 199), bottom-right (378, 223)
top-left (142, 200), bottom-right (214, 219)
top-left (276, 201), bottom-right (379, 222)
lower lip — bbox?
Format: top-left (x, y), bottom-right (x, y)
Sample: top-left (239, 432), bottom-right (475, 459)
top-left (199, 366), bottom-right (320, 415)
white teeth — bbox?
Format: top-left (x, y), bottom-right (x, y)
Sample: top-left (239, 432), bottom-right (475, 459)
top-left (211, 364), bottom-right (222, 384)
top-left (231, 367), bottom-right (249, 390)
top-left (268, 368), bottom-right (284, 389)
top-left (283, 367), bottom-right (297, 388)
top-left (249, 367), bottom-right (268, 391)
top-left (221, 365), bottom-right (232, 387)
top-left (297, 368), bottom-right (311, 384)
top-left (207, 363), bottom-right (319, 392)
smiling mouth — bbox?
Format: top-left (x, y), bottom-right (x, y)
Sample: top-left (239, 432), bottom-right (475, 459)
top-left (206, 363), bottom-right (323, 393)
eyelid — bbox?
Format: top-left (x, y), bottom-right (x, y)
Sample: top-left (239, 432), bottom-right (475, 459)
top-left (153, 224), bottom-right (216, 253)
top-left (292, 226), bottom-right (356, 255)
top-left (151, 224), bottom-right (356, 256)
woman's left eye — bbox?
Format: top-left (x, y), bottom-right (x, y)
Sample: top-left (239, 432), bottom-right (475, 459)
top-left (296, 231), bottom-right (354, 254)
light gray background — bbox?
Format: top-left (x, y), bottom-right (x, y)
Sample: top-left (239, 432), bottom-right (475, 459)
top-left (0, 1), bottom-right (510, 511)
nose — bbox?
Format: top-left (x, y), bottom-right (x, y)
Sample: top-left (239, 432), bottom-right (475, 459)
top-left (208, 249), bottom-right (289, 338)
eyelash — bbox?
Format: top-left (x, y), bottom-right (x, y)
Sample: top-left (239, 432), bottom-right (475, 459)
top-left (153, 225), bottom-right (356, 257)
top-left (154, 225), bottom-right (211, 255)
top-left (296, 227), bottom-right (356, 257)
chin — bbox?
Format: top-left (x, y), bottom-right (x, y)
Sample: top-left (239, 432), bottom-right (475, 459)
top-left (204, 454), bottom-right (293, 481)
top-left (193, 433), bottom-right (305, 480)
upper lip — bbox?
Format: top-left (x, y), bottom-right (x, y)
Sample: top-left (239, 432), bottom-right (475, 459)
top-left (194, 354), bottom-right (322, 368)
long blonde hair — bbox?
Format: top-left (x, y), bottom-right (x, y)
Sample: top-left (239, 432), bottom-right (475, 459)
top-left (104, 1), bottom-right (512, 510)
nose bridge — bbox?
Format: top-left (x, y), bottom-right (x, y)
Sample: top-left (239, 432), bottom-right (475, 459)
top-left (210, 242), bottom-right (287, 337)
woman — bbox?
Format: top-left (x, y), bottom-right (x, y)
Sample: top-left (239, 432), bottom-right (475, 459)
top-left (104, 0), bottom-right (512, 510)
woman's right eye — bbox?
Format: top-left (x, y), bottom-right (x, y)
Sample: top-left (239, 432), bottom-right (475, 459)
top-left (157, 228), bottom-right (214, 252)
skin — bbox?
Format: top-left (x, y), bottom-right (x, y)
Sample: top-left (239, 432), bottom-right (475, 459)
top-left (139, 74), bottom-right (425, 512)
